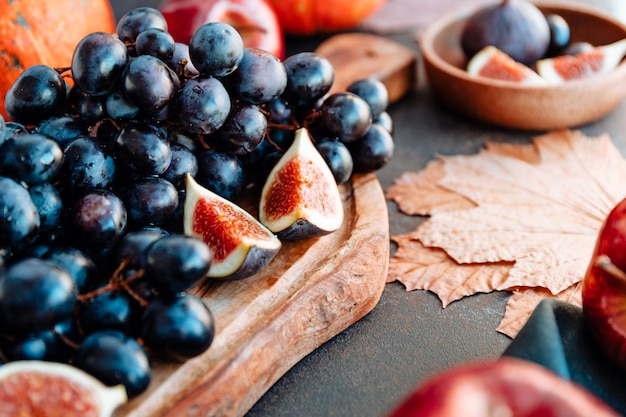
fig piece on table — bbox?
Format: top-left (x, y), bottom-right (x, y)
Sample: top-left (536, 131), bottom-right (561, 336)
top-left (259, 127), bottom-right (344, 241)
top-left (183, 174), bottom-right (281, 280)
top-left (386, 358), bottom-right (619, 417)
top-left (582, 197), bottom-right (626, 371)
top-left (536, 39), bottom-right (626, 83)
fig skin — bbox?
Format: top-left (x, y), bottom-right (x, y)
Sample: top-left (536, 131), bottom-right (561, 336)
top-left (461, 0), bottom-right (551, 66)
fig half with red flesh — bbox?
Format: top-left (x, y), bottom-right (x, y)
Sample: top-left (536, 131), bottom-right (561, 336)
top-left (537, 39), bottom-right (626, 83)
top-left (467, 45), bottom-right (547, 85)
top-left (0, 360), bottom-right (127, 417)
top-left (259, 127), bottom-right (344, 241)
top-left (184, 174), bottom-right (281, 280)
top-left (582, 197), bottom-right (626, 370)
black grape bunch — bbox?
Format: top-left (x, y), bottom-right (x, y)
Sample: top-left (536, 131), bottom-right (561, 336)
top-left (0, 6), bottom-right (394, 398)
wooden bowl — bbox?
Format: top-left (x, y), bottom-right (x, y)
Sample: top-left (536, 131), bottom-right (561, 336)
top-left (419, 2), bottom-right (626, 130)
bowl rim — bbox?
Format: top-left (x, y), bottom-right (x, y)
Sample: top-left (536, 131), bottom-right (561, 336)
top-left (418, 0), bottom-right (626, 91)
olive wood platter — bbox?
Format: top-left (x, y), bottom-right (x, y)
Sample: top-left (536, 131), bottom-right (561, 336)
top-left (115, 173), bottom-right (390, 417)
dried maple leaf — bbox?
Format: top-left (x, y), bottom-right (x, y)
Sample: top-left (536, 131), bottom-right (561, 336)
top-left (387, 130), bottom-right (626, 337)
top-left (497, 284), bottom-right (582, 338)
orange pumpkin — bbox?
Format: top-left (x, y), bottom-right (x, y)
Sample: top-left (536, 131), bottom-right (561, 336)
top-left (265, 0), bottom-right (386, 35)
top-left (0, 0), bottom-right (116, 120)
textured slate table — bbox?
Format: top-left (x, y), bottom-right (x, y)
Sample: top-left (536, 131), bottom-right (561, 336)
top-left (108, 1), bottom-right (626, 415)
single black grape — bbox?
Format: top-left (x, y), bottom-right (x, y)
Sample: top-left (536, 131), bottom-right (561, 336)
top-left (71, 190), bottom-right (128, 251)
top-left (105, 89), bottom-right (140, 121)
top-left (0, 133), bottom-right (64, 186)
top-left (122, 177), bottom-right (179, 227)
top-left (44, 246), bottom-right (100, 293)
top-left (28, 183), bottom-right (64, 233)
top-left (61, 136), bottom-right (116, 191)
top-left (116, 6), bottom-right (168, 46)
top-left (316, 140), bottom-right (354, 185)
top-left (195, 149), bottom-right (246, 201)
top-left (189, 22), bottom-right (244, 77)
top-left (5, 65), bottom-right (67, 126)
top-left (74, 329), bottom-right (152, 397)
top-left (321, 92), bottom-right (372, 143)
top-left (140, 293), bottom-right (215, 361)
top-left (175, 76), bottom-right (231, 135)
top-left (349, 124), bottom-right (395, 173)
top-left (347, 78), bottom-right (389, 119)
top-left (282, 52), bottom-right (334, 106)
top-left (143, 234), bottom-right (212, 295)
top-left (210, 102), bottom-right (267, 155)
top-left (226, 48), bottom-right (287, 104)
top-left (0, 258), bottom-right (77, 334)
top-left (122, 54), bottom-right (177, 112)
top-left (71, 32), bottom-right (128, 96)
top-left (375, 111), bottom-right (394, 134)
top-left (115, 121), bottom-right (172, 176)
top-left (135, 27), bottom-right (176, 62)
top-left (546, 14), bottom-right (571, 56)
top-left (162, 143), bottom-right (198, 189)
top-left (0, 176), bottom-right (40, 250)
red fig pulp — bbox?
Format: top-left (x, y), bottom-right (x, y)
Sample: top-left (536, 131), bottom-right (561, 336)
top-left (184, 174), bottom-right (281, 280)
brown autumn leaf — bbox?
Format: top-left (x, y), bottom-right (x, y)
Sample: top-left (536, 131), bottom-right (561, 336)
top-left (387, 130), bottom-right (626, 338)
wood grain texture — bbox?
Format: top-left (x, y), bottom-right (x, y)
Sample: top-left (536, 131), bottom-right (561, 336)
top-left (315, 33), bottom-right (417, 104)
top-left (115, 173), bottom-right (389, 417)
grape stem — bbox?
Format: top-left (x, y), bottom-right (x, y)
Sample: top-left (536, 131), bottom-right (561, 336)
top-left (76, 259), bottom-right (150, 307)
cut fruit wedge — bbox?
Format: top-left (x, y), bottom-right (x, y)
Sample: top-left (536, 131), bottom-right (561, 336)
top-left (184, 174), bottom-right (281, 280)
top-left (0, 360), bottom-right (127, 417)
top-left (466, 46), bottom-right (547, 85)
top-left (537, 39), bottom-right (626, 83)
top-left (259, 127), bottom-right (344, 240)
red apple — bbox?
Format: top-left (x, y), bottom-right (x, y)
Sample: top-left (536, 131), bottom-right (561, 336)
top-left (158, 0), bottom-right (285, 59)
top-left (386, 358), bottom-right (618, 417)
top-left (265, 0), bottom-right (386, 35)
top-left (582, 197), bottom-right (626, 370)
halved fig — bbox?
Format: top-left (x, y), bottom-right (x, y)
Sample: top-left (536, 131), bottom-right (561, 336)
top-left (537, 39), bottom-right (626, 83)
top-left (259, 127), bottom-right (344, 240)
top-left (184, 173), bottom-right (281, 280)
top-left (467, 46), bottom-right (547, 85)
top-left (0, 360), bottom-right (127, 417)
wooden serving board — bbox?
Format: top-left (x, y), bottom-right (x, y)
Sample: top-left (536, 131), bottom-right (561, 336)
top-left (315, 33), bottom-right (417, 104)
top-left (116, 173), bottom-right (390, 417)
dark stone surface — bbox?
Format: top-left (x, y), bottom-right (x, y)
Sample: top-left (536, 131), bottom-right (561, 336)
top-left (108, 1), bottom-right (626, 416)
